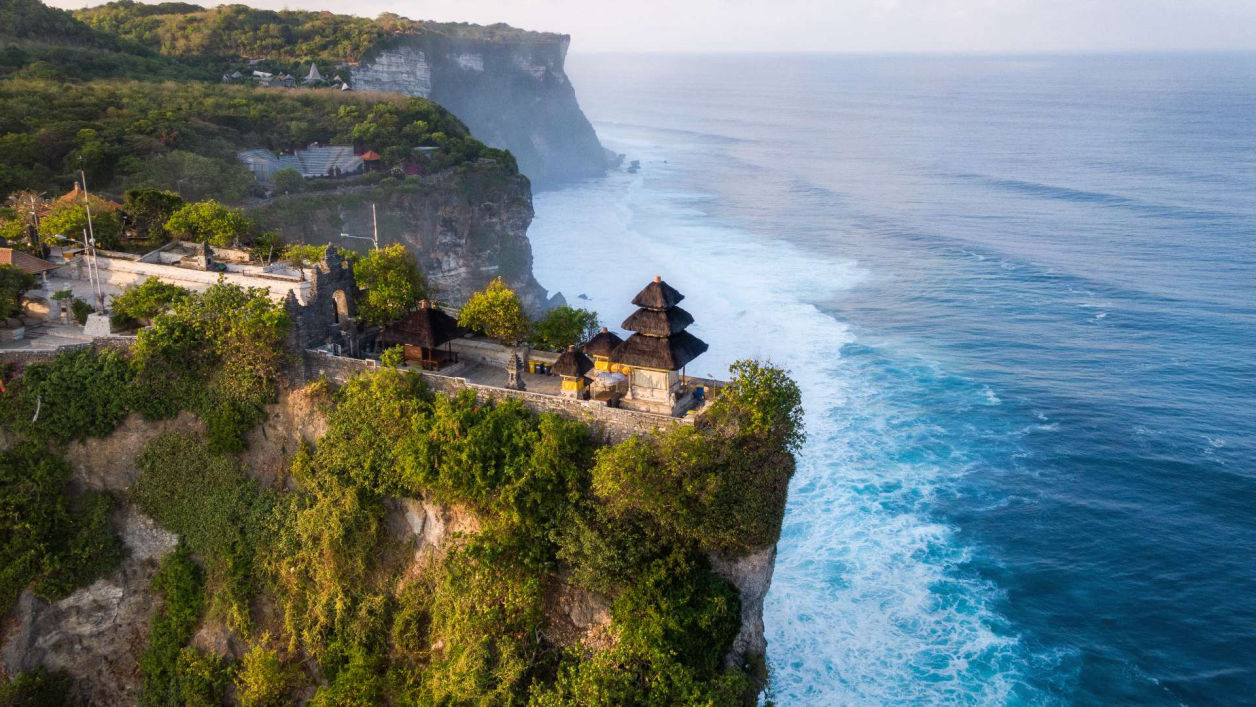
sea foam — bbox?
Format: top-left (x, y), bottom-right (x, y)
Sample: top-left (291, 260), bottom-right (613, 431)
top-left (530, 134), bottom-right (1057, 704)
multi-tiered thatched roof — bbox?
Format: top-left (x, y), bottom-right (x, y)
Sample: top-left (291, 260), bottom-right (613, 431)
top-left (611, 276), bottom-right (708, 370)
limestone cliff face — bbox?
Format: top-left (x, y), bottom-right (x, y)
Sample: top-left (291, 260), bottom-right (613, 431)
top-left (351, 32), bottom-right (606, 186)
top-left (250, 165), bottom-right (555, 313)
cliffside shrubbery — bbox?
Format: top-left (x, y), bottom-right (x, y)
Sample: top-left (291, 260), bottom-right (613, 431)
top-left (2, 337), bottom-right (801, 703)
top-left (1, 281), bottom-right (290, 452)
top-left (0, 441), bottom-right (122, 616)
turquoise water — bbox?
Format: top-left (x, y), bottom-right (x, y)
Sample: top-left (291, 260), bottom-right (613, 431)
top-left (528, 54), bottom-right (1256, 704)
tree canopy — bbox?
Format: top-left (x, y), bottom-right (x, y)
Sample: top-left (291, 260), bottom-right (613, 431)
top-left (458, 276), bottom-right (529, 345)
top-left (352, 243), bottom-right (427, 326)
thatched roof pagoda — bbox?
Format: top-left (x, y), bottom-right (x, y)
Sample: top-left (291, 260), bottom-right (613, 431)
top-left (584, 327), bottom-right (623, 358)
top-left (552, 346), bottom-right (594, 379)
top-left (612, 276), bottom-right (708, 371)
top-left (379, 300), bottom-right (459, 349)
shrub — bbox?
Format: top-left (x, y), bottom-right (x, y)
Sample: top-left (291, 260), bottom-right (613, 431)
top-left (4, 347), bottom-right (134, 441)
top-left (379, 344), bottom-right (404, 368)
top-left (139, 544), bottom-right (205, 707)
top-left (0, 668), bottom-right (71, 707)
top-left (174, 646), bottom-right (231, 707)
top-left (272, 167), bottom-right (305, 196)
top-left (591, 425), bottom-right (794, 556)
top-left (528, 305), bottom-right (599, 352)
top-left (70, 297), bottom-right (94, 325)
top-left (704, 359), bottom-right (805, 452)
top-left (133, 433), bottom-right (274, 630)
top-left (236, 641), bottom-right (300, 707)
top-left (109, 277), bottom-right (190, 328)
top-left (458, 276), bottom-right (528, 345)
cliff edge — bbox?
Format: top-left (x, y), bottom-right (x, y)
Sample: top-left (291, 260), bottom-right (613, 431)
top-left (353, 31), bottom-right (606, 186)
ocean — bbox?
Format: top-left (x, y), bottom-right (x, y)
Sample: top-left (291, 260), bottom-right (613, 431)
top-left (527, 53), bottom-right (1256, 704)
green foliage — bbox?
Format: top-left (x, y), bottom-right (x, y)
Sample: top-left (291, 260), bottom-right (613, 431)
top-left (133, 433), bottom-right (275, 632)
top-left (139, 543), bottom-right (206, 707)
top-left (458, 276), bottom-right (529, 345)
top-left (2, 347), bottom-right (134, 442)
top-left (0, 78), bottom-right (509, 202)
top-left (535, 552), bottom-right (746, 707)
top-left (353, 243), bottom-right (427, 326)
top-left (164, 199), bottom-right (253, 246)
top-left (0, 668), bottom-right (72, 707)
top-left (126, 150), bottom-right (256, 204)
top-left (174, 646), bottom-right (232, 707)
top-left (379, 345), bottom-right (404, 368)
top-left (235, 641), bottom-right (299, 707)
top-left (38, 194), bottom-right (123, 250)
top-left (0, 263), bottom-right (35, 319)
top-left (528, 305), bottom-right (600, 352)
top-left (420, 536), bottom-right (546, 704)
top-left (109, 276), bottom-right (190, 328)
top-left (284, 243), bottom-right (356, 271)
top-left (272, 167), bottom-right (304, 196)
top-left (591, 424), bottom-right (794, 557)
top-left (705, 359), bottom-right (805, 452)
top-left (122, 187), bottom-right (186, 245)
top-left (131, 281), bottom-right (290, 450)
top-left (0, 442), bottom-right (123, 616)
top-left (70, 297), bottom-right (94, 326)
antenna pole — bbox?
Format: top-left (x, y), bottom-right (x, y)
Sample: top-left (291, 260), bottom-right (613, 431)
top-left (371, 202), bottom-right (379, 250)
top-left (79, 171), bottom-right (106, 311)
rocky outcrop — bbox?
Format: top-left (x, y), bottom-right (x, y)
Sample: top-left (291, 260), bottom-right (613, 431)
top-left (352, 31), bottom-right (606, 186)
top-left (64, 410), bottom-right (203, 491)
top-left (2, 505), bottom-right (178, 705)
top-left (250, 164), bottom-right (555, 312)
top-left (710, 545), bottom-right (777, 669)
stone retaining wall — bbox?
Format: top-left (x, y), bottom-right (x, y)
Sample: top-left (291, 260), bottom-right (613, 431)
top-left (301, 349), bottom-right (686, 443)
top-left (1, 336), bottom-right (136, 368)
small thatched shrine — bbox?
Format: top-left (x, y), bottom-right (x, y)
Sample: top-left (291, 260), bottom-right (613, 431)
top-left (584, 326), bottom-right (624, 372)
top-left (610, 276), bottom-right (709, 415)
top-left (378, 300), bottom-right (460, 369)
top-left (552, 345), bottom-right (594, 398)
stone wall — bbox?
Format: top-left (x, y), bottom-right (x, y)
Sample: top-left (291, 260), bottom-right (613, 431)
top-left (301, 349), bottom-right (687, 444)
top-left (58, 253), bottom-right (308, 302)
top-left (0, 336), bottom-right (136, 368)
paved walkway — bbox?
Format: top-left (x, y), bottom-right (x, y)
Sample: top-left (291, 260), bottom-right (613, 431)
top-left (401, 360), bottom-right (565, 396)
top-left (0, 321), bottom-right (96, 352)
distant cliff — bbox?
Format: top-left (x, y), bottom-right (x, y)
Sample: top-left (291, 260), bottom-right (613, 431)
top-left (352, 31), bottom-right (606, 186)
top-left (248, 163), bottom-right (557, 313)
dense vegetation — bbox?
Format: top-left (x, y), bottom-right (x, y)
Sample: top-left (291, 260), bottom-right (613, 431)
top-left (0, 78), bottom-right (513, 205)
top-left (1, 334), bottom-right (801, 702)
top-left (74, 1), bottom-right (550, 65)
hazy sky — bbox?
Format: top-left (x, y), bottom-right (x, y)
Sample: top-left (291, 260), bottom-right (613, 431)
top-left (51, 0), bottom-right (1256, 53)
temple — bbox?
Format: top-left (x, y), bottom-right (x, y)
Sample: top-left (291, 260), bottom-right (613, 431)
top-left (608, 276), bottom-right (710, 416)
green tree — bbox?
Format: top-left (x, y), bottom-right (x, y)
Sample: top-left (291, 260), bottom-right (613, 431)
top-left (0, 264), bottom-right (35, 319)
top-left (164, 199), bottom-right (252, 247)
top-left (272, 167), bottom-right (304, 196)
top-left (38, 195), bottom-right (123, 250)
top-left (458, 276), bottom-right (528, 345)
top-left (354, 243), bottom-right (427, 326)
top-left (122, 188), bottom-right (185, 245)
top-left (528, 306), bottom-right (599, 352)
